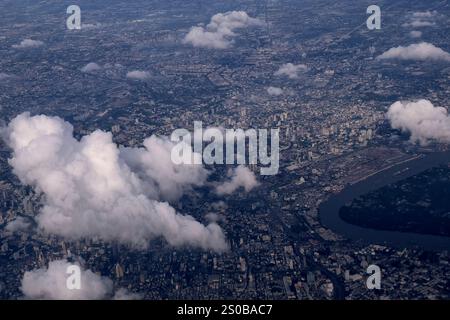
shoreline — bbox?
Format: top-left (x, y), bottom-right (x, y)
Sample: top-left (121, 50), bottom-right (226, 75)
top-left (319, 150), bottom-right (450, 251)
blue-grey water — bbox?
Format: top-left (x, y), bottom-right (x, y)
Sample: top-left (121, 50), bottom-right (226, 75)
top-left (319, 151), bottom-right (450, 251)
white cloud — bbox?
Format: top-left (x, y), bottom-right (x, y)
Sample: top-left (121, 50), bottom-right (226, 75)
top-left (81, 62), bottom-right (102, 73)
top-left (211, 201), bottom-right (228, 211)
top-left (21, 260), bottom-right (142, 300)
top-left (12, 39), bottom-right (44, 49)
top-left (409, 31), bottom-right (422, 38)
top-left (216, 165), bottom-right (259, 195)
top-left (5, 217), bottom-right (31, 233)
top-left (126, 70), bottom-right (150, 80)
top-left (0, 73), bottom-right (14, 80)
top-left (402, 10), bottom-right (438, 28)
top-left (21, 260), bottom-right (113, 300)
top-left (3, 113), bottom-right (227, 252)
top-left (183, 11), bottom-right (264, 49)
top-left (267, 87), bottom-right (283, 96)
top-left (81, 23), bottom-right (103, 30)
top-left (205, 212), bottom-right (226, 224)
top-left (120, 136), bottom-right (209, 202)
top-left (274, 63), bottom-right (308, 79)
top-left (387, 99), bottom-right (450, 145)
top-left (112, 288), bottom-right (142, 300)
top-left (412, 11), bottom-right (437, 18)
top-left (377, 42), bottom-right (450, 62)
top-left (403, 20), bottom-right (435, 28)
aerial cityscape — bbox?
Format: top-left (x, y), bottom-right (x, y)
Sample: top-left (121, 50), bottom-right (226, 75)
top-left (0, 0), bottom-right (449, 301)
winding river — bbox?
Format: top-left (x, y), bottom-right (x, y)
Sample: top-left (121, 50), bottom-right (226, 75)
top-left (319, 150), bottom-right (450, 251)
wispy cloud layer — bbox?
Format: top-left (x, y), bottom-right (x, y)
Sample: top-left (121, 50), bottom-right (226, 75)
top-left (402, 10), bottom-right (438, 28)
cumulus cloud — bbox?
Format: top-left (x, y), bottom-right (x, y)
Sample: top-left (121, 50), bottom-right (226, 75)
top-left (274, 63), bottom-right (308, 79)
top-left (120, 136), bottom-right (209, 202)
top-left (409, 31), bottom-right (422, 38)
top-left (81, 62), bottom-right (102, 73)
top-left (183, 11), bottom-right (264, 49)
top-left (12, 39), bottom-right (44, 49)
top-left (386, 99), bottom-right (450, 145)
top-left (216, 165), bottom-right (259, 195)
top-left (377, 42), bottom-right (450, 62)
top-left (126, 70), bottom-right (150, 80)
top-left (3, 113), bottom-right (227, 252)
top-left (21, 259), bottom-right (113, 300)
top-left (5, 216), bottom-right (31, 233)
top-left (267, 87), bottom-right (283, 96)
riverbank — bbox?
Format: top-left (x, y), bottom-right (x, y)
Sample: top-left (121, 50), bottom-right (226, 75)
top-left (319, 150), bottom-right (450, 251)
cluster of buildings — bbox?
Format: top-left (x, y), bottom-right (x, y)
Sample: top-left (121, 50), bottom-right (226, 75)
top-left (1, 0), bottom-right (449, 299)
